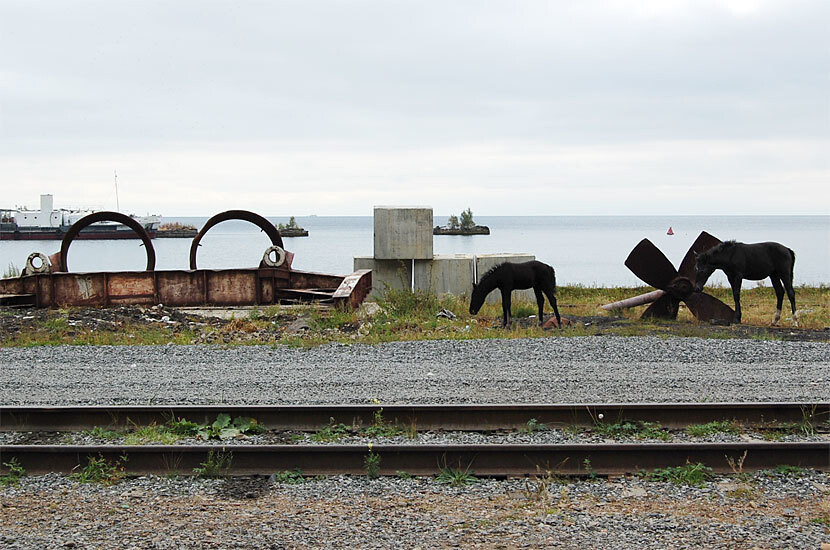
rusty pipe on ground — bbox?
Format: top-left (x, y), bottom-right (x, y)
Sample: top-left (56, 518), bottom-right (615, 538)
top-left (600, 289), bottom-right (665, 311)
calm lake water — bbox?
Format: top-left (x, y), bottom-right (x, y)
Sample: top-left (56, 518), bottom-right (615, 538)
top-left (2, 216), bottom-right (828, 287)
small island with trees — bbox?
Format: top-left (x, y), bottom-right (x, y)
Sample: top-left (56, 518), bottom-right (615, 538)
top-left (277, 216), bottom-right (309, 237)
top-left (156, 222), bottom-right (198, 238)
top-left (433, 208), bottom-right (490, 235)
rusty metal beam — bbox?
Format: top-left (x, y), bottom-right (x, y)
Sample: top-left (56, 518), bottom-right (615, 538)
top-left (2, 403), bottom-right (825, 432)
top-left (0, 267), bottom-right (372, 309)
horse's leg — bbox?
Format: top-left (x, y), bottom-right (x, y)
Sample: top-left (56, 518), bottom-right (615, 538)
top-left (769, 277), bottom-right (784, 326)
top-left (782, 273), bottom-right (798, 327)
top-left (542, 285), bottom-right (562, 328)
top-left (728, 274), bottom-right (743, 323)
top-left (501, 288), bottom-right (511, 327)
top-left (533, 287), bottom-right (545, 326)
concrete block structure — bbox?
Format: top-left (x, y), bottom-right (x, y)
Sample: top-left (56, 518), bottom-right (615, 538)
top-left (373, 206), bottom-right (433, 260)
top-left (414, 254), bottom-right (476, 296)
top-left (475, 253), bottom-right (536, 304)
top-left (356, 207), bottom-right (536, 303)
top-left (354, 257), bottom-right (413, 298)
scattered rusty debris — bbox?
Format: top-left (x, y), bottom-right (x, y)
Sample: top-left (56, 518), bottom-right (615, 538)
top-left (0, 209), bottom-right (371, 310)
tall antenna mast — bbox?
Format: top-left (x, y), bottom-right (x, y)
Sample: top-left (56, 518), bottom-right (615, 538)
top-left (114, 170), bottom-right (120, 212)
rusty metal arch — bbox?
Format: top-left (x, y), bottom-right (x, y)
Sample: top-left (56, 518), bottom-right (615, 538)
top-left (60, 211), bottom-right (156, 272)
top-left (189, 210), bottom-right (284, 270)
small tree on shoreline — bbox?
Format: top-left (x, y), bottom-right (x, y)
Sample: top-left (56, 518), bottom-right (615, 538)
top-left (460, 208), bottom-right (475, 230)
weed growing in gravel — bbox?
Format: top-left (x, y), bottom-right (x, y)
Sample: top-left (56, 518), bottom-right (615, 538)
top-left (71, 454), bottom-right (128, 485)
top-left (522, 464), bottom-right (565, 505)
top-left (0, 458), bottom-right (26, 487)
top-left (361, 408), bottom-right (404, 439)
top-left (193, 450), bottom-right (233, 478)
top-left (646, 462), bottom-right (713, 487)
top-left (767, 465), bottom-right (808, 477)
top-left (364, 444), bottom-right (381, 479)
top-left (594, 420), bottom-right (671, 441)
top-left (83, 426), bottom-right (122, 440)
top-left (521, 418), bottom-right (549, 433)
top-left (685, 420), bottom-right (741, 437)
top-left (312, 418), bottom-right (351, 442)
top-left (436, 458), bottom-right (477, 487)
top-left (396, 470), bottom-right (412, 479)
top-left (196, 414), bottom-right (263, 440)
top-left (273, 469), bottom-right (305, 484)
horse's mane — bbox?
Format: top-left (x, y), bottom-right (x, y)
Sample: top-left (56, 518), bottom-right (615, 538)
top-left (478, 262), bottom-right (507, 283)
top-left (701, 240), bottom-right (736, 260)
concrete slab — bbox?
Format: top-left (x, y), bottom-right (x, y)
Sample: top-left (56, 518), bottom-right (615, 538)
top-left (414, 254), bottom-right (475, 297)
top-left (373, 206), bottom-right (433, 260)
top-left (354, 256), bottom-right (413, 299)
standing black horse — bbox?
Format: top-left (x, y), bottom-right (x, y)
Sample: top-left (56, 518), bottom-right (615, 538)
top-left (694, 240), bottom-right (797, 326)
top-left (469, 260), bottom-right (562, 328)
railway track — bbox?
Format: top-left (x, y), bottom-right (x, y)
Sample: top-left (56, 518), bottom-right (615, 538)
top-left (1, 403), bottom-right (827, 477)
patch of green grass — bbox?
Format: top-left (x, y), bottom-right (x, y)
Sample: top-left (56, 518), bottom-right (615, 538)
top-left (193, 449), bottom-right (233, 478)
top-left (0, 458), bottom-right (26, 487)
top-left (646, 462), bottom-right (713, 487)
top-left (521, 418), bottom-right (550, 433)
top-left (83, 426), bottom-right (122, 440)
top-left (273, 469), bottom-right (305, 484)
top-left (396, 470), bottom-right (412, 479)
top-left (595, 420), bottom-right (671, 441)
top-left (124, 423), bottom-right (183, 445)
top-left (767, 465), bottom-right (808, 477)
top-left (361, 409), bottom-right (404, 439)
top-left (436, 461), bottom-right (478, 487)
top-left (685, 420), bottom-right (741, 437)
top-left (71, 454), bottom-right (128, 485)
top-left (311, 418), bottom-right (352, 442)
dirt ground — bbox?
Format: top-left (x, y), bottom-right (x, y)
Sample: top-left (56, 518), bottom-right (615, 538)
top-left (0, 303), bottom-right (828, 345)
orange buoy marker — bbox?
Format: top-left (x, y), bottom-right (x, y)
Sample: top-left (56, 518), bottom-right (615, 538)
top-left (667, 227), bottom-right (674, 235)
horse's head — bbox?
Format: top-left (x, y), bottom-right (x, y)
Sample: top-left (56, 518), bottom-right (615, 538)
top-left (693, 250), bottom-right (717, 292)
top-left (469, 283), bottom-right (485, 315)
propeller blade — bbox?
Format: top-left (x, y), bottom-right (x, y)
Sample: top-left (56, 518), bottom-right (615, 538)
top-left (625, 239), bottom-right (678, 289)
top-left (684, 292), bottom-right (735, 323)
top-left (677, 231), bottom-right (722, 280)
top-left (641, 293), bottom-right (680, 320)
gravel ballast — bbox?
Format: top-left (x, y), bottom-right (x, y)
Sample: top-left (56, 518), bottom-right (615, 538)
top-left (2, 335), bottom-right (829, 548)
top-left (1, 472), bottom-right (828, 549)
top-left (0, 336), bottom-right (828, 405)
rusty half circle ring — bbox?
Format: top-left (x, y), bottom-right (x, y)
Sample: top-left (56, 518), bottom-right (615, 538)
top-left (189, 210), bottom-right (284, 270)
top-left (60, 211), bottom-right (156, 272)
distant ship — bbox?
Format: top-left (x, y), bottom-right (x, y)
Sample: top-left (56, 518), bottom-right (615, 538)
top-left (0, 194), bottom-right (160, 240)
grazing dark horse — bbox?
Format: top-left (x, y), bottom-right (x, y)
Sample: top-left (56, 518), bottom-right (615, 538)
top-left (469, 260), bottom-right (562, 328)
top-left (694, 240), bottom-right (797, 326)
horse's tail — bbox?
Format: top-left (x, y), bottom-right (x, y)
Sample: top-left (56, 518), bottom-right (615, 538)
top-left (548, 264), bottom-right (557, 294)
top-left (788, 247), bottom-right (796, 280)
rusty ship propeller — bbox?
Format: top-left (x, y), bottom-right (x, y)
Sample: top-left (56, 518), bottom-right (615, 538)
top-left (624, 231), bottom-right (735, 323)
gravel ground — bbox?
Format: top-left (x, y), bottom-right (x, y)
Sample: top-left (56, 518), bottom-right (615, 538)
top-left (2, 336), bottom-right (829, 548)
top-left (0, 336), bottom-right (828, 405)
top-left (1, 471), bottom-right (828, 549)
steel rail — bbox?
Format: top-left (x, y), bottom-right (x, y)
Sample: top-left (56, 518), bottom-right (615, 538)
top-left (1, 403), bottom-right (827, 432)
top-left (0, 442), bottom-right (826, 476)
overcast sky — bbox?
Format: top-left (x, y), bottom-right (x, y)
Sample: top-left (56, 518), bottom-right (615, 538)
top-left (1, 0), bottom-right (827, 216)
